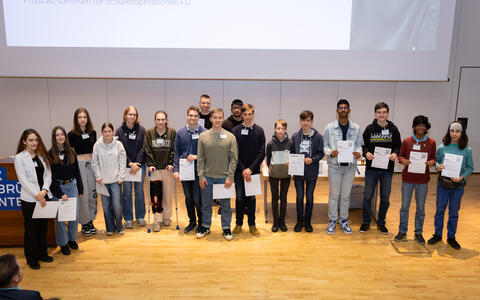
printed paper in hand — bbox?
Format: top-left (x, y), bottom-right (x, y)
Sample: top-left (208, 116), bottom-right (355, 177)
top-left (408, 151), bottom-right (428, 174)
top-left (441, 153), bottom-right (463, 178)
top-left (244, 174), bottom-right (262, 196)
top-left (96, 182), bottom-right (110, 196)
top-left (125, 168), bottom-right (142, 182)
top-left (288, 154), bottom-right (305, 176)
top-left (58, 198), bottom-right (77, 222)
top-left (32, 201), bottom-right (60, 219)
top-left (271, 150), bottom-right (289, 165)
top-left (213, 183), bottom-right (235, 199)
top-left (179, 158), bottom-right (195, 181)
top-left (337, 140), bottom-right (354, 163)
top-left (371, 147), bottom-right (391, 169)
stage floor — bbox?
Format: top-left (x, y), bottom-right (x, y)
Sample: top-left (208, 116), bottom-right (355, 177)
top-left (2, 174), bottom-right (480, 299)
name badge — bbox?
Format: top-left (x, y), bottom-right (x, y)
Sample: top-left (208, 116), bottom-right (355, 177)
top-left (33, 161), bottom-right (38, 167)
top-left (106, 149), bottom-right (114, 156)
top-left (82, 133), bottom-right (90, 139)
top-left (191, 133), bottom-right (199, 140)
top-left (241, 128), bottom-right (249, 135)
top-left (381, 129), bottom-right (389, 136)
top-left (128, 133), bottom-right (136, 140)
top-left (220, 133), bottom-right (227, 139)
top-left (59, 154), bottom-right (65, 160)
top-left (413, 144), bottom-right (421, 151)
top-left (156, 138), bottom-right (164, 146)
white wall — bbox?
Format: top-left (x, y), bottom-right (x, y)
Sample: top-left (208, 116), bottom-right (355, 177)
top-left (1, 0), bottom-right (479, 172)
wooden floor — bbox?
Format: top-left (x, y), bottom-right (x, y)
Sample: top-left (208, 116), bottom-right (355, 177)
top-left (2, 174), bottom-right (480, 299)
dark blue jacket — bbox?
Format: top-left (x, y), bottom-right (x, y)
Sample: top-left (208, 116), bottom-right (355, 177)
top-left (115, 123), bottom-right (146, 167)
top-left (290, 128), bottom-right (324, 180)
top-left (173, 125), bottom-right (207, 174)
top-left (0, 287), bottom-right (43, 300)
top-left (232, 123), bottom-right (266, 175)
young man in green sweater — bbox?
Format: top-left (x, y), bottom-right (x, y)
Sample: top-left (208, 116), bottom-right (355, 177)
top-left (197, 108), bottom-right (238, 241)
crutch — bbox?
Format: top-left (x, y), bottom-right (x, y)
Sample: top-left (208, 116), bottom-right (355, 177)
top-left (174, 180), bottom-right (179, 230)
top-left (146, 171), bottom-right (151, 233)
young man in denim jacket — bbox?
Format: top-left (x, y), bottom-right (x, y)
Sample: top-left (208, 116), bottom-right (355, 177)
top-left (323, 99), bottom-right (364, 235)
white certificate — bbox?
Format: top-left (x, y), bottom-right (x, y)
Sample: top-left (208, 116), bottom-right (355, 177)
top-left (179, 158), bottom-right (195, 181)
top-left (271, 150), bottom-right (289, 165)
top-left (408, 151), bottom-right (428, 174)
top-left (58, 198), bottom-right (77, 222)
top-left (288, 154), bottom-right (305, 176)
top-left (371, 147), bottom-right (391, 169)
top-left (441, 153), bottom-right (463, 178)
top-left (32, 201), bottom-right (60, 219)
top-left (96, 182), bottom-right (110, 196)
top-left (337, 140), bottom-right (354, 163)
top-left (125, 168), bottom-right (142, 182)
top-left (244, 174), bottom-right (262, 196)
top-left (213, 183), bottom-right (235, 199)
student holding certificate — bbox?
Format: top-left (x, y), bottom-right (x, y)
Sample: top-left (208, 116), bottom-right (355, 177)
top-left (197, 108), bottom-right (238, 241)
top-left (173, 106), bottom-right (206, 234)
top-left (428, 121), bottom-right (474, 250)
top-left (266, 120), bottom-right (292, 232)
top-left (232, 104), bottom-right (266, 237)
top-left (115, 106), bottom-right (147, 229)
top-left (360, 102), bottom-right (401, 235)
top-left (290, 110), bottom-right (324, 233)
top-left (323, 99), bottom-right (364, 235)
top-left (14, 129), bottom-right (53, 269)
top-left (91, 122), bottom-right (127, 236)
top-left (395, 116), bottom-right (436, 244)
top-left (48, 126), bottom-right (84, 255)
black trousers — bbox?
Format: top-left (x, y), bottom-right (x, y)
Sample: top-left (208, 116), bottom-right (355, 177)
top-left (150, 181), bottom-right (164, 214)
top-left (269, 177), bottom-right (291, 225)
top-left (21, 200), bottom-right (48, 265)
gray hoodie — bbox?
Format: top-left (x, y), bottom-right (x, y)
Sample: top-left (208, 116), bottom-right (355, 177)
top-left (91, 136), bottom-right (127, 184)
top-left (266, 133), bottom-right (292, 179)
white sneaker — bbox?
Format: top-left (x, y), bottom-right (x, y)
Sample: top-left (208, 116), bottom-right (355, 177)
top-left (163, 219), bottom-right (171, 226)
top-left (106, 231), bottom-right (114, 236)
top-left (196, 227), bottom-right (210, 239)
top-left (153, 223), bottom-right (161, 232)
top-left (223, 229), bottom-right (233, 241)
top-left (118, 229), bottom-right (125, 235)
top-left (340, 219), bottom-right (353, 235)
top-left (326, 220), bottom-right (336, 235)
top-left (137, 219), bottom-right (146, 226)
top-left (124, 220), bottom-right (134, 229)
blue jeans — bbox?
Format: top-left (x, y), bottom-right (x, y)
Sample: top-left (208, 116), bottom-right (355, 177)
top-left (362, 169), bottom-right (393, 226)
top-left (122, 164), bottom-right (146, 221)
top-left (235, 172), bottom-right (256, 226)
top-left (200, 176), bottom-right (232, 230)
top-left (434, 185), bottom-right (464, 238)
top-left (399, 182), bottom-right (428, 234)
top-left (54, 180), bottom-right (80, 247)
top-left (181, 178), bottom-right (202, 226)
top-left (327, 164), bottom-right (356, 221)
top-left (101, 182), bottom-right (124, 233)
top-left (294, 179), bottom-right (317, 222)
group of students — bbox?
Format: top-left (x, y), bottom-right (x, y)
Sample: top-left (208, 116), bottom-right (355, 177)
top-left (13, 95), bottom-right (474, 270)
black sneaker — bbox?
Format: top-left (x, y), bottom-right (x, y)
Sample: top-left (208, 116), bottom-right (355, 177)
top-left (223, 228), bottom-right (233, 241)
top-left (40, 256), bottom-right (54, 263)
top-left (271, 224), bottom-right (279, 232)
top-left (394, 232), bottom-right (406, 242)
top-left (28, 261), bottom-right (40, 270)
top-left (184, 223), bottom-right (196, 234)
top-left (377, 224), bottom-right (388, 235)
top-left (196, 226), bottom-right (211, 239)
top-left (415, 234), bottom-right (426, 245)
top-left (279, 223), bottom-right (288, 232)
top-left (89, 221), bottom-right (97, 234)
top-left (68, 241), bottom-right (79, 250)
top-left (213, 199), bottom-right (220, 206)
top-left (81, 224), bottom-right (92, 236)
top-left (359, 223), bottom-right (370, 233)
top-left (294, 222), bottom-right (302, 232)
top-left (304, 222), bottom-right (313, 233)
top-left (447, 238), bottom-right (461, 250)
top-left (427, 234), bottom-right (442, 245)
top-left (217, 207), bottom-right (222, 215)
top-left (60, 245), bottom-right (70, 255)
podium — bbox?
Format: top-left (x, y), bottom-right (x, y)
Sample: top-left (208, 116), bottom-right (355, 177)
top-left (0, 157), bottom-right (56, 246)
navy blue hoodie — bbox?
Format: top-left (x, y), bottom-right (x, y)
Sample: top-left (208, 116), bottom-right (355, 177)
top-left (115, 123), bottom-right (146, 167)
top-left (290, 128), bottom-right (324, 180)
